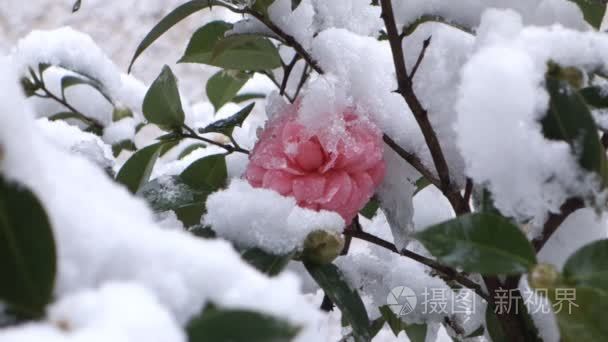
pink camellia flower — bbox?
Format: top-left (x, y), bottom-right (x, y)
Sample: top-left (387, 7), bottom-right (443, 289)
top-left (245, 104), bottom-right (385, 225)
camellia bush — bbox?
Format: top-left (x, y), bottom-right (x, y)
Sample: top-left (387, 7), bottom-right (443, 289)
top-left (3, 0), bottom-right (608, 341)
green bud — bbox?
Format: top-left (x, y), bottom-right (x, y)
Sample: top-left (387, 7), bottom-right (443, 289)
top-left (528, 263), bottom-right (560, 290)
top-left (301, 230), bottom-right (345, 265)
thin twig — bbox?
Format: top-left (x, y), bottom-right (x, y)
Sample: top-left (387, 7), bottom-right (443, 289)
top-left (261, 71), bottom-right (295, 103)
top-left (293, 64), bottom-right (310, 100)
top-left (343, 229), bottom-right (490, 302)
top-left (409, 36), bottom-right (432, 81)
top-left (383, 134), bottom-right (440, 188)
top-left (280, 54), bottom-right (299, 96)
top-left (463, 178), bottom-right (473, 205)
top-left (181, 125), bottom-right (250, 154)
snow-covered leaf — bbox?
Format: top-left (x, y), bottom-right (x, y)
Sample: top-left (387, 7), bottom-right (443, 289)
top-left (543, 69), bottom-right (608, 184)
top-left (0, 177), bottom-right (56, 318)
top-left (304, 262), bottom-right (371, 342)
top-left (359, 197), bottom-right (379, 219)
top-left (206, 71), bottom-right (251, 112)
top-left (199, 103), bottom-right (255, 135)
top-left (128, 0), bottom-right (220, 72)
top-left (143, 65), bottom-right (185, 130)
top-left (563, 239), bottom-right (608, 292)
top-left (116, 142), bottom-right (164, 194)
top-left (187, 306), bottom-right (300, 342)
top-left (416, 213), bottom-right (537, 275)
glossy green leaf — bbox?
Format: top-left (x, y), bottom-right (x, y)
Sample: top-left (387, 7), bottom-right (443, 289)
top-left (580, 86), bottom-right (608, 108)
top-left (563, 239), bottom-right (608, 292)
top-left (568, 0), bottom-right (607, 29)
top-left (116, 142), bottom-right (164, 194)
top-left (179, 22), bottom-right (281, 70)
top-left (143, 66), bottom-right (185, 129)
top-left (543, 72), bottom-right (608, 183)
top-left (128, 0), bottom-right (220, 72)
top-left (304, 262), bottom-right (371, 342)
top-left (207, 71), bottom-right (251, 111)
top-left (187, 306), bottom-right (299, 342)
top-left (416, 213), bottom-right (537, 275)
top-left (240, 248), bottom-right (293, 276)
top-left (0, 177), bottom-right (56, 317)
top-left (180, 154), bottom-right (227, 192)
top-left (111, 139), bottom-right (137, 157)
top-left (199, 103), bottom-right (255, 136)
top-left (252, 0), bottom-right (275, 15)
top-left (414, 177), bottom-right (431, 195)
top-left (379, 306), bottom-right (426, 341)
top-left (552, 287), bottom-right (608, 341)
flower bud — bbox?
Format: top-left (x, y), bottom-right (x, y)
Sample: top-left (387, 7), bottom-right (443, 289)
top-left (528, 263), bottom-right (560, 290)
top-left (301, 230), bottom-right (345, 265)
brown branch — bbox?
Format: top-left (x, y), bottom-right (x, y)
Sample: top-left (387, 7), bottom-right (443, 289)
top-left (383, 133), bottom-right (440, 188)
top-left (532, 197), bottom-right (584, 252)
top-left (379, 0), bottom-right (467, 214)
top-left (343, 229), bottom-right (490, 302)
top-left (409, 36), bottom-right (431, 81)
top-left (280, 54), bottom-right (299, 96)
top-left (463, 178), bottom-right (473, 204)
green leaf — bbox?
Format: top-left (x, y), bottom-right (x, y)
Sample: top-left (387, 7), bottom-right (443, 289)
top-left (180, 154), bottom-right (227, 191)
top-left (379, 306), bottom-right (426, 342)
top-left (552, 287), bottom-right (608, 341)
top-left (359, 198), bottom-right (379, 219)
top-left (48, 111), bottom-right (92, 126)
top-left (543, 70), bottom-right (608, 184)
top-left (232, 93), bottom-right (266, 103)
top-left (199, 103), bottom-right (255, 136)
top-left (178, 143), bottom-right (206, 159)
top-left (580, 86), bottom-right (608, 108)
top-left (414, 177), bottom-right (431, 195)
top-left (563, 239), bottom-right (608, 293)
top-left (304, 262), bottom-right (371, 342)
top-left (416, 213), bottom-right (537, 275)
top-left (179, 22), bottom-right (281, 70)
top-left (485, 306), bottom-right (508, 342)
top-left (116, 142), bottom-right (164, 194)
top-left (187, 306), bottom-right (299, 342)
top-left (143, 65), bottom-right (185, 129)
top-left (568, 0), bottom-right (607, 29)
top-left (207, 71), bottom-right (251, 111)
top-left (252, 0), bottom-right (275, 15)
top-left (128, 0), bottom-right (220, 72)
top-left (240, 248), bottom-right (293, 276)
top-left (0, 177), bottom-right (56, 317)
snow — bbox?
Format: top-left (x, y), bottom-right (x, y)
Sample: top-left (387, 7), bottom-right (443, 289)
top-left (0, 57), bottom-right (325, 340)
top-left (392, 0), bottom-right (588, 32)
top-left (456, 9), bottom-right (608, 224)
top-left (204, 179), bottom-right (345, 254)
top-left (0, 283), bottom-right (185, 342)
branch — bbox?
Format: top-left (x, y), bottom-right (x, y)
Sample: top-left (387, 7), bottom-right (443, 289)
top-left (343, 229), bottom-right (490, 302)
top-left (181, 125), bottom-right (250, 155)
top-left (383, 133), bottom-right (440, 188)
top-left (379, 0), bottom-right (467, 213)
top-left (409, 36), bottom-right (431, 81)
top-left (532, 197), bottom-right (584, 252)
top-left (280, 54), bottom-right (299, 96)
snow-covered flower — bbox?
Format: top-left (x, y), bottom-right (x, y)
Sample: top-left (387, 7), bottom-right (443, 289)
top-left (245, 103), bottom-right (385, 224)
